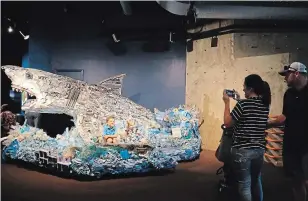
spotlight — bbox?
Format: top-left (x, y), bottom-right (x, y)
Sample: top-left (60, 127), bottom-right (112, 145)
top-left (211, 36), bottom-right (218, 47)
top-left (112, 34), bottom-right (120, 43)
top-left (7, 26), bottom-right (14, 33)
top-left (19, 31), bottom-right (30, 40)
top-left (5, 17), bottom-right (16, 33)
top-left (169, 32), bottom-right (174, 43)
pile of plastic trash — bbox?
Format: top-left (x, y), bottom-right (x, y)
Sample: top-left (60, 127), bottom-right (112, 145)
top-left (2, 105), bottom-right (202, 178)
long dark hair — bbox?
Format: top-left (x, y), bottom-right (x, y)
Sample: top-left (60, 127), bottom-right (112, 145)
top-left (244, 74), bottom-right (271, 106)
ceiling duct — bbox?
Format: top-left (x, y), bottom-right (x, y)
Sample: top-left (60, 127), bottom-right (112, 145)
top-left (156, 1), bottom-right (190, 16)
top-left (156, 1), bottom-right (308, 20)
top-left (120, 1), bottom-right (132, 16)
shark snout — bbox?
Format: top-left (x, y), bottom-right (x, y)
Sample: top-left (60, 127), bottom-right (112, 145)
top-left (2, 65), bottom-right (12, 70)
top-left (0, 65), bottom-right (9, 70)
top-left (2, 65), bottom-right (23, 71)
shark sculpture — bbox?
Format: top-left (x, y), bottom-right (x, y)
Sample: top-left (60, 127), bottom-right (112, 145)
top-left (1, 65), bottom-right (155, 142)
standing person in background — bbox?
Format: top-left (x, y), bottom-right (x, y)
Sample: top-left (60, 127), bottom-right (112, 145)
top-left (268, 62), bottom-right (308, 201)
top-left (223, 74), bottom-right (271, 201)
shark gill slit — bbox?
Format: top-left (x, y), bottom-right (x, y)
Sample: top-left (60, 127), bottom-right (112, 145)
top-left (66, 88), bottom-right (80, 108)
top-left (66, 88), bottom-right (74, 107)
top-left (70, 88), bottom-right (80, 108)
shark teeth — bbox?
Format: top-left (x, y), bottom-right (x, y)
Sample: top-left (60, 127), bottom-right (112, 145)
top-left (12, 87), bottom-right (21, 92)
top-left (12, 86), bottom-right (35, 97)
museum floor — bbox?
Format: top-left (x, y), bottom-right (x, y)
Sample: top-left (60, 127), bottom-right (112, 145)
top-left (1, 150), bottom-right (292, 201)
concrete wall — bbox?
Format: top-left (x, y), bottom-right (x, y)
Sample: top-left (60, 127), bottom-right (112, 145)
top-left (186, 29), bottom-right (308, 151)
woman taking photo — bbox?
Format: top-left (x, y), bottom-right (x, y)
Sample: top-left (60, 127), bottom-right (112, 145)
top-left (223, 74), bottom-right (271, 201)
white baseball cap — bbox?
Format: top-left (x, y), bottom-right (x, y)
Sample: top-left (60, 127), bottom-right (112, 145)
top-left (279, 62), bottom-right (307, 76)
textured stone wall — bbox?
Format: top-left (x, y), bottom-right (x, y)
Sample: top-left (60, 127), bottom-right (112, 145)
top-left (186, 24), bottom-right (308, 150)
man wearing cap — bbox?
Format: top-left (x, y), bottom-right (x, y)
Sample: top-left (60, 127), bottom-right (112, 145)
top-left (269, 62), bottom-right (308, 201)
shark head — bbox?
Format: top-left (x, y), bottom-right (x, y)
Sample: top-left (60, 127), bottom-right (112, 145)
top-left (2, 65), bottom-right (41, 96)
top-left (1, 65), bottom-right (79, 115)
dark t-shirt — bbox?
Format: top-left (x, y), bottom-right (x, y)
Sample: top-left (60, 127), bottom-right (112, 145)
top-left (282, 83), bottom-right (308, 154)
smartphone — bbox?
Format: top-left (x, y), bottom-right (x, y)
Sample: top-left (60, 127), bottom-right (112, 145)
top-left (225, 89), bottom-right (239, 100)
top-left (226, 89), bottom-right (235, 97)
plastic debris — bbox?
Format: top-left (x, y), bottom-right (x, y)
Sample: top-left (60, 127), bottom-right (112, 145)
top-left (2, 105), bottom-right (202, 177)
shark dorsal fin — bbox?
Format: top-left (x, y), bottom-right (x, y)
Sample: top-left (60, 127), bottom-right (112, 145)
top-left (98, 74), bottom-right (126, 95)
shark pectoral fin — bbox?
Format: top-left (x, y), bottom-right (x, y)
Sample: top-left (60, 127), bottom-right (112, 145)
top-left (97, 74), bottom-right (126, 95)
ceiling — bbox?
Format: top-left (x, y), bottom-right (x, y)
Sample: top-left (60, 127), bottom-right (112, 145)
top-left (1, 1), bottom-right (188, 32)
top-left (2, 1), bottom-right (308, 44)
top-left (1, 1), bottom-right (194, 44)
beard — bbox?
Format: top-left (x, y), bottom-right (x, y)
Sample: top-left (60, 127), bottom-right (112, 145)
top-left (287, 82), bottom-right (292, 87)
top-left (285, 78), bottom-right (293, 87)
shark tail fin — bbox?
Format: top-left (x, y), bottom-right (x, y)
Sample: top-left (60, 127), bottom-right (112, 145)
top-left (98, 74), bottom-right (126, 95)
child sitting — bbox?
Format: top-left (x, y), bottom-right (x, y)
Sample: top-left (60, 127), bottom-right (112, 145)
top-left (102, 116), bottom-right (118, 144)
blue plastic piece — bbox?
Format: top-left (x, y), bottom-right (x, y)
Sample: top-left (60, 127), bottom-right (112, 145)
top-left (185, 149), bottom-right (193, 159)
top-left (148, 128), bottom-right (160, 135)
top-left (20, 126), bottom-right (30, 134)
top-left (2, 139), bottom-right (19, 160)
top-left (120, 150), bottom-right (130, 160)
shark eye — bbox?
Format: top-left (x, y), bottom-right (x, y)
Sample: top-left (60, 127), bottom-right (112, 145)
top-left (25, 72), bottom-right (33, 79)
